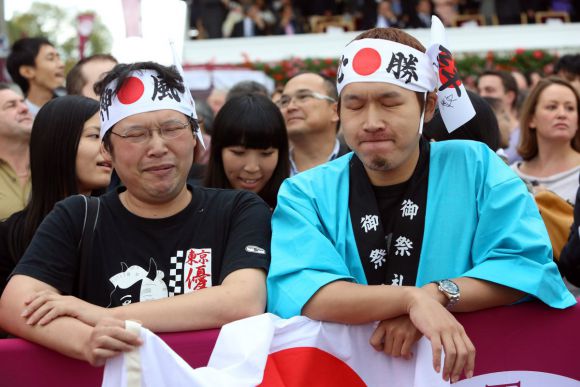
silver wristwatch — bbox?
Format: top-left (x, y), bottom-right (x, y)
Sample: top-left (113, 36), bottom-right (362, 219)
top-left (433, 279), bottom-right (460, 309)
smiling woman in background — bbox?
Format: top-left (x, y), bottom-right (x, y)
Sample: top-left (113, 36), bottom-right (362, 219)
top-left (0, 95), bottom-right (112, 296)
top-left (204, 93), bottom-right (289, 209)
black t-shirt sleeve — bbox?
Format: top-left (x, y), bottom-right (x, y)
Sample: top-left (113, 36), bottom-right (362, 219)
top-left (12, 196), bottom-right (86, 294)
top-left (219, 191), bottom-right (271, 283)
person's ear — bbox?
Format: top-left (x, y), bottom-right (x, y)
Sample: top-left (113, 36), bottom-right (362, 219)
top-left (330, 101), bottom-right (339, 124)
top-left (19, 65), bottom-right (36, 81)
top-left (529, 114), bottom-right (536, 130)
top-left (423, 92), bottom-right (438, 123)
top-left (100, 141), bottom-right (113, 162)
top-left (506, 90), bottom-right (516, 110)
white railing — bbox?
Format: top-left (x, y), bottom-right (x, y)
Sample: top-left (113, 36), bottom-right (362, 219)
top-left (183, 22), bottom-right (580, 65)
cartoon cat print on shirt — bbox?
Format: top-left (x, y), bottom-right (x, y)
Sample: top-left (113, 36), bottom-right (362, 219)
top-left (107, 258), bottom-right (168, 307)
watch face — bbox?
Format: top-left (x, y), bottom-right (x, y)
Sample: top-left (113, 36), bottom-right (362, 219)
top-left (440, 280), bottom-right (459, 295)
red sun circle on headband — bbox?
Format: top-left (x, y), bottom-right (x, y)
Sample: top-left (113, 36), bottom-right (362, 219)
top-left (352, 48), bottom-right (382, 76)
top-left (117, 77), bottom-right (145, 105)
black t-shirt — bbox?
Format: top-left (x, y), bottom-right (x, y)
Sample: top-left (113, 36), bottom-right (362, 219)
top-left (13, 185), bottom-right (271, 307)
top-left (372, 181), bottom-right (409, 255)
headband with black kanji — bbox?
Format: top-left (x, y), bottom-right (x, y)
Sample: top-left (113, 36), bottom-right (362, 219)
top-left (99, 69), bottom-right (198, 141)
top-left (337, 16), bottom-right (474, 133)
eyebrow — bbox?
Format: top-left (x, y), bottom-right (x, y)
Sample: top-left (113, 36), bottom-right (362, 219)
top-left (283, 88), bottom-right (315, 96)
top-left (1, 99), bottom-right (21, 108)
top-left (543, 99), bottom-right (576, 104)
top-left (83, 125), bottom-right (101, 133)
top-left (122, 118), bottom-right (185, 129)
top-left (342, 91), bottom-right (403, 101)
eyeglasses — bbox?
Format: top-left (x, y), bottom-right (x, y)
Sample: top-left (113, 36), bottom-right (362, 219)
top-left (275, 90), bottom-right (336, 109)
top-left (110, 121), bottom-right (190, 144)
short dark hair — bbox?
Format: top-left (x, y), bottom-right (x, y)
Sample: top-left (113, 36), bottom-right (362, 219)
top-left (94, 61), bottom-right (199, 153)
top-left (477, 69), bottom-right (519, 110)
top-left (7, 95), bottom-right (100, 260)
top-left (518, 76), bottom-right (580, 160)
top-left (554, 54), bottom-right (580, 75)
top-left (204, 93), bottom-right (290, 208)
top-left (6, 37), bottom-right (53, 95)
top-left (66, 54), bottom-right (118, 96)
top-left (226, 80), bottom-right (269, 101)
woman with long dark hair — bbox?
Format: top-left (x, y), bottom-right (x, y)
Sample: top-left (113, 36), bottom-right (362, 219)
top-left (0, 96), bottom-right (112, 294)
top-left (204, 93), bottom-right (290, 208)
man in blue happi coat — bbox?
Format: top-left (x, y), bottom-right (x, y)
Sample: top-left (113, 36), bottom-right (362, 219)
top-left (267, 17), bottom-right (576, 383)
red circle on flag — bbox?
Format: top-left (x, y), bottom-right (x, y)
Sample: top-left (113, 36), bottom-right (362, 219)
top-left (352, 48), bottom-right (381, 76)
top-left (117, 77), bottom-right (145, 105)
top-left (259, 347), bottom-right (365, 386)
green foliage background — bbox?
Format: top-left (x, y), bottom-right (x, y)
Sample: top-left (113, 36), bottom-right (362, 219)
top-left (7, 2), bottom-right (112, 72)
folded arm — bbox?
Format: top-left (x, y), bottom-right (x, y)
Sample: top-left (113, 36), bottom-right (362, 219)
top-left (302, 280), bottom-right (475, 382)
top-left (422, 277), bottom-right (525, 312)
top-left (110, 268), bottom-right (266, 332)
top-left (0, 275), bottom-right (141, 366)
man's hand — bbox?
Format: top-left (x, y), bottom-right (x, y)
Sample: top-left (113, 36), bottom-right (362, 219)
top-left (369, 315), bottom-right (422, 360)
top-left (22, 290), bottom-right (109, 327)
top-left (406, 288), bottom-right (476, 383)
top-left (83, 318), bottom-right (142, 367)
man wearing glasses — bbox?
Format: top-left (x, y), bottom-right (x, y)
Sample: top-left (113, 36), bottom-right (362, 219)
top-left (276, 72), bottom-right (350, 175)
top-left (0, 62), bottom-right (271, 366)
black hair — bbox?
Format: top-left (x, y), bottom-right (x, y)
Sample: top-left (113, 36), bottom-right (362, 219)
top-left (7, 95), bottom-right (100, 261)
top-left (204, 93), bottom-right (290, 208)
top-left (95, 61), bottom-right (199, 154)
top-left (554, 54), bottom-right (580, 75)
top-left (423, 89), bottom-right (501, 151)
top-left (66, 54), bottom-right (118, 96)
top-left (226, 80), bottom-right (269, 101)
top-left (6, 37), bottom-right (53, 95)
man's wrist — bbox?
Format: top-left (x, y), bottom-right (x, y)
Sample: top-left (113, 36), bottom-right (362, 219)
top-left (422, 282), bottom-right (448, 306)
top-left (107, 306), bottom-right (124, 321)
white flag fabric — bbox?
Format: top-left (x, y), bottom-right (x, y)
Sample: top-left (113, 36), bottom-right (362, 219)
top-left (102, 313), bottom-right (449, 387)
top-left (426, 16), bottom-right (475, 132)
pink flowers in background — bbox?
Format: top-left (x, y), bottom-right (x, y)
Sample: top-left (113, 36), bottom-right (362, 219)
top-left (244, 56), bottom-right (339, 86)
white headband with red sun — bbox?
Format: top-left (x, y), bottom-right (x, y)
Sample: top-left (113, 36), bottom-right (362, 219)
top-left (99, 69), bottom-right (198, 140)
top-left (336, 16), bottom-right (475, 133)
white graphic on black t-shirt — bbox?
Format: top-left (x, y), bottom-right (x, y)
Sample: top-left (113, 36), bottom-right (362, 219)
top-left (108, 258), bottom-right (168, 307)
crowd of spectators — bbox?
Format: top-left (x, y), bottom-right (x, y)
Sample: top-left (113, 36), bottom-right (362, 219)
top-left (0, 20), bottom-right (578, 379)
top-left (188, 0), bottom-right (580, 39)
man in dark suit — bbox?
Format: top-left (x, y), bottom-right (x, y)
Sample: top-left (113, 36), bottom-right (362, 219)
top-left (231, 4), bottom-right (268, 37)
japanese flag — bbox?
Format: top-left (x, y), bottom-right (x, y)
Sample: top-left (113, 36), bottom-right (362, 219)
top-left (103, 314), bottom-right (449, 386)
